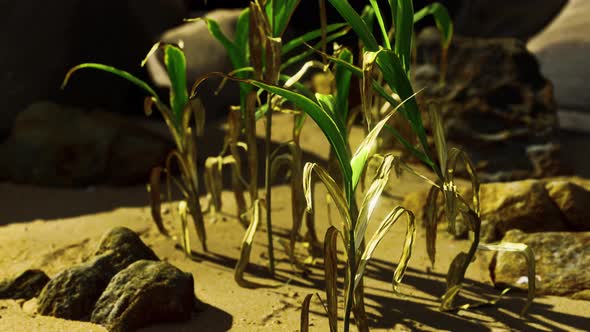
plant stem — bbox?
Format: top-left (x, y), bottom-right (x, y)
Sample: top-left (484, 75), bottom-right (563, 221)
top-left (265, 95), bottom-right (275, 276)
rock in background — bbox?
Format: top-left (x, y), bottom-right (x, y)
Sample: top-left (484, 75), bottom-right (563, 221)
top-left (0, 101), bottom-right (171, 186)
top-left (0, 0), bottom-right (187, 139)
top-left (0, 270), bottom-right (49, 300)
top-left (491, 229), bottom-right (590, 300)
top-left (402, 177), bottom-right (590, 243)
top-left (528, 0), bottom-right (590, 134)
top-left (413, 31), bottom-right (564, 181)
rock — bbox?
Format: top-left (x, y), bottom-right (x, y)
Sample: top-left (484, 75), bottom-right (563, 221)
top-left (402, 177), bottom-right (590, 242)
top-left (491, 230), bottom-right (590, 299)
top-left (414, 31), bottom-right (564, 181)
top-left (528, 0), bottom-right (590, 133)
top-left (91, 260), bottom-right (195, 332)
top-left (0, 0), bottom-right (187, 138)
top-left (545, 180), bottom-right (590, 231)
top-left (38, 227), bottom-right (159, 320)
top-left (37, 253), bottom-right (118, 320)
top-left (0, 270), bottom-right (50, 300)
top-left (147, 9), bottom-right (242, 119)
top-left (454, 0), bottom-right (567, 41)
top-left (0, 101), bottom-right (171, 186)
top-left (479, 180), bottom-right (566, 242)
top-left (94, 227), bottom-right (159, 272)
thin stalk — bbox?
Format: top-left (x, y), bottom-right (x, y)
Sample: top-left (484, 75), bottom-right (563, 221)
top-left (343, 188), bottom-right (357, 332)
top-left (265, 93), bottom-right (276, 276)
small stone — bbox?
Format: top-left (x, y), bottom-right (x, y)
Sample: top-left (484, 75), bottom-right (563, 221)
top-left (90, 260), bottom-right (195, 332)
top-left (37, 253), bottom-right (117, 320)
top-left (491, 230), bottom-right (590, 298)
top-left (38, 227), bottom-right (159, 321)
top-left (0, 269), bottom-right (49, 300)
top-left (94, 226), bottom-right (159, 271)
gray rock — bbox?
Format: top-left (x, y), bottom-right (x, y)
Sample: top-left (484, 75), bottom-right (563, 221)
top-left (0, 269), bottom-right (50, 300)
top-left (402, 177), bottom-right (590, 242)
top-left (528, 0), bottom-right (590, 132)
top-left (38, 227), bottom-right (159, 320)
top-left (147, 9), bottom-right (242, 119)
top-left (414, 32), bottom-right (564, 181)
top-left (94, 227), bottom-right (159, 272)
top-left (0, 0), bottom-right (187, 138)
top-left (91, 260), bottom-right (195, 332)
top-left (491, 229), bottom-right (590, 300)
top-left (0, 101), bottom-right (171, 186)
top-left (37, 253), bottom-right (117, 320)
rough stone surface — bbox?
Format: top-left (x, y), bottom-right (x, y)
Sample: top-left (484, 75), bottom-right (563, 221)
top-left (0, 101), bottom-right (171, 186)
top-left (94, 227), bottom-right (159, 272)
top-left (91, 260), bottom-right (195, 332)
top-left (0, 0), bottom-right (187, 138)
top-left (413, 31), bottom-right (564, 181)
top-left (491, 229), bottom-right (590, 299)
top-left (545, 180), bottom-right (590, 231)
top-left (0, 270), bottom-right (50, 300)
top-left (37, 253), bottom-right (118, 320)
top-left (37, 227), bottom-right (159, 320)
top-left (402, 177), bottom-right (590, 243)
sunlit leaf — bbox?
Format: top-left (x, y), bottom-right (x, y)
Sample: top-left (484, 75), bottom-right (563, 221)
top-left (164, 45), bottom-right (189, 122)
top-left (235, 199), bottom-right (263, 288)
top-left (478, 242), bottom-right (536, 316)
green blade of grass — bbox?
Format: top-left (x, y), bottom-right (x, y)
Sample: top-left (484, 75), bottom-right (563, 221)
top-left (164, 45), bottom-right (189, 122)
top-left (282, 23), bottom-right (349, 54)
top-left (327, 0), bottom-right (379, 51)
top-left (281, 26), bottom-right (351, 71)
top-left (392, 0), bottom-right (414, 73)
top-left (413, 2), bottom-right (453, 49)
top-left (370, 0), bottom-right (391, 49)
top-left (266, 0), bottom-right (300, 37)
top-left (235, 8), bottom-right (251, 60)
top-left (334, 48), bottom-right (354, 121)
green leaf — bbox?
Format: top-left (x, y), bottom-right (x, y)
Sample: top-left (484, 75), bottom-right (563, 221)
top-left (248, 80), bottom-right (353, 198)
top-left (164, 45), bottom-right (189, 122)
top-left (281, 26), bottom-right (351, 71)
top-left (266, 0), bottom-right (301, 37)
top-left (334, 48), bottom-right (354, 121)
top-left (195, 17), bottom-right (247, 70)
top-left (62, 63), bottom-right (160, 102)
top-left (392, 0), bottom-right (414, 73)
top-left (370, 0), bottom-right (391, 49)
top-left (327, 0), bottom-right (379, 51)
top-left (413, 2), bottom-right (453, 49)
top-left (282, 23), bottom-right (349, 54)
top-left (235, 8), bottom-right (251, 61)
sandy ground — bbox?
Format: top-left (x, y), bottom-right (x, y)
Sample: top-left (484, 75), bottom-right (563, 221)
top-left (1, 114), bottom-right (589, 331)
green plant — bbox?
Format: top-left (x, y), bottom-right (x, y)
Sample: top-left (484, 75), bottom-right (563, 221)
top-left (62, 44), bottom-right (208, 256)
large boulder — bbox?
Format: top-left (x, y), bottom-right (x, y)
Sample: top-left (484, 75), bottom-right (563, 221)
top-left (0, 101), bottom-right (171, 186)
top-left (0, 0), bottom-right (187, 138)
top-left (528, 0), bottom-right (590, 133)
top-left (413, 31), bottom-right (563, 181)
top-left (0, 270), bottom-right (50, 300)
top-left (491, 229), bottom-right (590, 300)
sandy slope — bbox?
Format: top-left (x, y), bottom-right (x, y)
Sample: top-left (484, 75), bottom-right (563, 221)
top-left (1, 114), bottom-right (588, 331)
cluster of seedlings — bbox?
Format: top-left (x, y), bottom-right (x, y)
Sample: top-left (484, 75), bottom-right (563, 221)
top-left (62, 1), bottom-right (536, 331)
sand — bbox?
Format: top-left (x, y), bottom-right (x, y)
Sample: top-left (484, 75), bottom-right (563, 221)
top-left (1, 114), bottom-right (588, 331)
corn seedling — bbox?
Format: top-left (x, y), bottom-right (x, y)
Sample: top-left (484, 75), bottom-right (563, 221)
top-left (62, 44), bottom-right (209, 256)
top-left (320, 0), bottom-right (536, 323)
